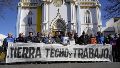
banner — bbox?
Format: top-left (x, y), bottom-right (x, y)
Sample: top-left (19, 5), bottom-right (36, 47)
top-left (6, 43), bottom-right (112, 63)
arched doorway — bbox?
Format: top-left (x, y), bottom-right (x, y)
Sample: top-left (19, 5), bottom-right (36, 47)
top-left (51, 19), bottom-right (66, 36)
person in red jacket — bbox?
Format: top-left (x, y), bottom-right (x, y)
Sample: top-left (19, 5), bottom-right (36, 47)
top-left (90, 34), bottom-right (97, 44)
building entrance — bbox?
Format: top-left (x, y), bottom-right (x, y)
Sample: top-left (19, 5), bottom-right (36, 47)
top-left (51, 19), bottom-right (66, 36)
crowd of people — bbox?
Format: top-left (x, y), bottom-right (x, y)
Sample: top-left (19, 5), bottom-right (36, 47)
top-left (1, 31), bottom-right (120, 62)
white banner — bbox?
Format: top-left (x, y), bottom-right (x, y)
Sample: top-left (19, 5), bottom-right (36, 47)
top-left (6, 43), bottom-right (112, 63)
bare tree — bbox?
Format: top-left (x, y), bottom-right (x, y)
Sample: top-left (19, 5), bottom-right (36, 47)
top-left (104, 0), bottom-right (120, 19)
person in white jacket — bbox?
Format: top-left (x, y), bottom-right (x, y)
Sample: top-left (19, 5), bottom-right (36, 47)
top-left (61, 32), bottom-right (70, 46)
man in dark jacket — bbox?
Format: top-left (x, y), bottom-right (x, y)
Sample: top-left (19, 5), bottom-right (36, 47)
top-left (16, 33), bottom-right (25, 42)
top-left (111, 34), bottom-right (119, 62)
top-left (34, 32), bottom-right (43, 43)
top-left (78, 31), bottom-right (88, 45)
top-left (116, 34), bottom-right (120, 62)
top-left (25, 32), bottom-right (34, 43)
top-left (74, 33), bottom-right (79, 44)
top-left (53, 32), bottom-right (61, 44)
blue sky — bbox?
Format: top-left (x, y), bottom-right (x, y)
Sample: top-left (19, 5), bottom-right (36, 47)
top-left (0, 0), bottom-right (109, 36)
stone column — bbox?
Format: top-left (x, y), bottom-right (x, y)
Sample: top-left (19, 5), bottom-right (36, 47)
top-left (46, 3), bottom-right (49, 33)
top-left (42, 3), bottom-right (46, 33)
top-left (16, 7), bottom-right (21, 37)
top-left (71, 3), bottom-right (76, 32)
top-left (77, 4), bottom-right (81, 37)
top-left (72, 4), bottom-right (76, 23)
top-left (43, 2), bottom-right (49, 33)
top-left (46, 3), bottom-right (49, 22)
top-left (43, 3), bottom-right (46, 22)
top-left (98, 7), bottom-right (102, 26)
top-left (69, 3), bottom-right (73, 32)
top-left (97, 7), bottom-right (102, 32)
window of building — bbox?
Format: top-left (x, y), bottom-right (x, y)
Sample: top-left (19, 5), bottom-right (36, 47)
top-left (85, 10), bottom-right (91, 24)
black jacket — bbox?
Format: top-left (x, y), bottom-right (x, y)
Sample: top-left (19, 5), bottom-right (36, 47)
top-left (16, 37), bottom-right (25, 42)
top-left (25, 36), bottom-right (34, 43)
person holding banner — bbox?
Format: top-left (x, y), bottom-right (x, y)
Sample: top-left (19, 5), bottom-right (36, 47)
top-left (16, 33), bottom-right (25, 42)
top-left (53, 32), bottom-right (62, 44)
top-left (78, 31), bottom-right (88, 45)
top-left (111, 33), bottom-right (119, 62)
top-left (48, 33), bottom-right (55, 44)
top-left (34, 32), bottom-right (43, 43)
top-left (116, 34), bottom-right (120, 62)
top-left (61, 32), bottom-right (70, 46)
top-left (42, 33), bottom-right (55, 44)
top-left (25, 32), bottom-right (34, 43)
top-left (74, 33), bottom-right (79, 44)
top-left (68, 32), bottom-right (74, 40)
top-left (3, 33), bottom-right (15, 51)
top-left (90, 34), bottom-right (97, 44)
top-left (105, 34), bottom-right (112, 44)
top-left (42, 33), bottom-right (48, 44)
top-left (97, 33), bottom-right (105, 44)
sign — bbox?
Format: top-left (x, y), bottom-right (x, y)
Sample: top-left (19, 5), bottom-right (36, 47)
top-left (6, 43), bottom-right (112, 63)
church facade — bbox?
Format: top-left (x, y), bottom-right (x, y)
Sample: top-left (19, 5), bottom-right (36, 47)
top-left (16, 0), bottom-right (102, 37)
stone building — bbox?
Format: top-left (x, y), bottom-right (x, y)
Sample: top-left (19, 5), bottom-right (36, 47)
top-left (16, 0), bottom-right (102, 37)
